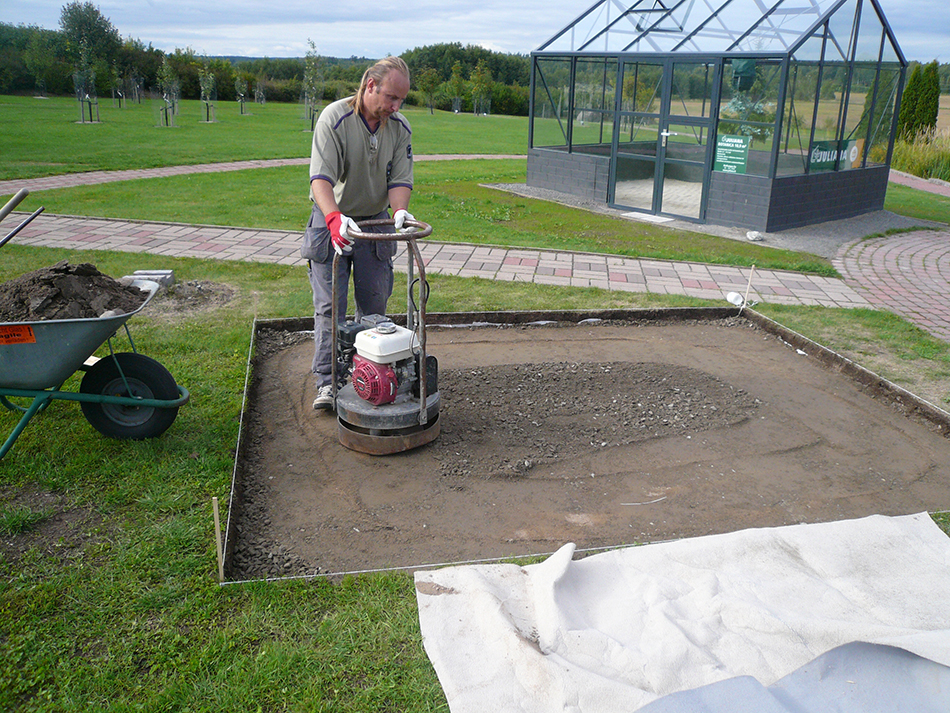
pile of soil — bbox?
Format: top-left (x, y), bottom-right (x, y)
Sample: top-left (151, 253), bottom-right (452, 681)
top-left (0, 261), bottom-right (147, 323)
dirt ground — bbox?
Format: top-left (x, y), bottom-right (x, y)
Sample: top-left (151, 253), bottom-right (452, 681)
top-left (231, 318), bottom-right (950, 580)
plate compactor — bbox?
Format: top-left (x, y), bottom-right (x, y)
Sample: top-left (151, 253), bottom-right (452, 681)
top-left (330, 219), bottom-right (440, 455)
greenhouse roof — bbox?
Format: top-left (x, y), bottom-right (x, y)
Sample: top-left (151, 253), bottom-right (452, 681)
top-left (536, 0), bottom-right (904, 61)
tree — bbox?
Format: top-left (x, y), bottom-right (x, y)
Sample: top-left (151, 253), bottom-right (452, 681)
top-left (116, 37), bottom-right (163, 96)
top-left (157, 55), bottom-right (178, 99)
top-left (896, 64), bottom-right (922, 139)
top-left (199, 65), bottom-right (216, 101)
top-left (401, 42), bottom-right (529, 86)
top-left (60, 1), bottom-right (121, 91)
top-left (416, 67), bottom-right (440, 114)
top-left (164, 47), bottom-right (202, 99)
top-left (448, 61), bottom-right (466, 113)
top-left (471, 59), bottom-right (492, 115)
top-left (303, 39), bottom-right (324, 125)
top-left (916, 61), bottom-right (941, 136)
top-left (24, 27), bottom-right (58, 93)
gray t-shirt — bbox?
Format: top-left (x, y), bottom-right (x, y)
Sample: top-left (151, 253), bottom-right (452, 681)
top-left (309, 96), bottom-right (413, 217)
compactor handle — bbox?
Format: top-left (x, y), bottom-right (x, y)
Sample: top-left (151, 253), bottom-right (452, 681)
top-left (348, 218), bottom-right (432, 240)
top-left (0, 188), bottom-right (30, 223)
top-left (0, 188), bottom-right (45, 250)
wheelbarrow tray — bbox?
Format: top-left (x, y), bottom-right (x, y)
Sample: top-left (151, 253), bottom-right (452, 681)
top-left (0, 279), bottom-right (160, 390)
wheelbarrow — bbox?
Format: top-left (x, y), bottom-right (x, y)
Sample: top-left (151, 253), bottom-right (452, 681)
top-left (0, 190), bottom-right (189, 459)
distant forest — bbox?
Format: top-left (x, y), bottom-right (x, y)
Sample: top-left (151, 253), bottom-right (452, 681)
top-left (2, 2), bottom-right (948, 118)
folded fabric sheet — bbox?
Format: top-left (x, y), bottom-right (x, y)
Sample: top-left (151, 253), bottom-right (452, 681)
top-left (415, 513), bottom-right (950, 712)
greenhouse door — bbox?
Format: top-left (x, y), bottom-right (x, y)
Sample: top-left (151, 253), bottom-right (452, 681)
top-left (610, 60), bottom-right (718, 222)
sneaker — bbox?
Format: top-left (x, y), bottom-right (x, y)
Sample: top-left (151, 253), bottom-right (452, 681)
top-left (312, 384), bottom-right (334, 411)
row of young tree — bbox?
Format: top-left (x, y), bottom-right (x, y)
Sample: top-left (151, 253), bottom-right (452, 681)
top-left (3, 3), bottom-right (945, 120)
top-left (0, 3), bottom-right (532, 114)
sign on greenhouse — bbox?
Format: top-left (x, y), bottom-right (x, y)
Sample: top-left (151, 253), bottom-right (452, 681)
top-left (808, 139), bottom-right (864, 172)
top-left (714, 135), bottom-right (750, 174)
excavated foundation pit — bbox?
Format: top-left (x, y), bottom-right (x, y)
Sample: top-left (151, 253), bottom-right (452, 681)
top-left (224, 308), bottom-right (950, 582)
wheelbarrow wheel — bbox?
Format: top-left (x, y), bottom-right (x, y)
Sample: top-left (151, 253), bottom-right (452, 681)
top-left (79, 353), bottom-right (180, 440)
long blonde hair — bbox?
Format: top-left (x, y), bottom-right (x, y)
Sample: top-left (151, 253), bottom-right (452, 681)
top-left (349, 56), bottom-right (410, 118)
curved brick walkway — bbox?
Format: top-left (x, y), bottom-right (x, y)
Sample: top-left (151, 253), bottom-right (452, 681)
top-left (834, 230), bottom-right (950, 341)
top-left (2, 161), bottom-right (948, 342)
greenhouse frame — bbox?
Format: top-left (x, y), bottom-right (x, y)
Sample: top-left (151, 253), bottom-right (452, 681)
top-left (527, 0), bottom-right (907, 231)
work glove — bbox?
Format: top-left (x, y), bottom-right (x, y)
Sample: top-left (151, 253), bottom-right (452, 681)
top-left (325, 211), bottom-right (356, 255)
top-left (393, 209), bottom-right (417, 233)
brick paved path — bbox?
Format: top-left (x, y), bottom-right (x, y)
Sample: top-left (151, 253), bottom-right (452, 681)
top-left (5, 211), bottom-right (871, 310)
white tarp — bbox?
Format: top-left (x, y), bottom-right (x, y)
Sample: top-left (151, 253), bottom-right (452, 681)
top-left (415, 513), bottom-right (950, 712)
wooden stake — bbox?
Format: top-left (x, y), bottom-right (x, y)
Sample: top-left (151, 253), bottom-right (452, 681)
top-left (740, 264), bottom-right (756, 316)
top-left (212, 496), bottom-right (224, 582)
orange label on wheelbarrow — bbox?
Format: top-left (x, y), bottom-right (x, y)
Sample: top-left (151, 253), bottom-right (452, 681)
top-left (0, 325), bottom-right (36, 345)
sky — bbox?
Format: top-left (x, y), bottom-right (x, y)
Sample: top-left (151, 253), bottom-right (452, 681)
top-left (1, 0), bottom-right (946, 63)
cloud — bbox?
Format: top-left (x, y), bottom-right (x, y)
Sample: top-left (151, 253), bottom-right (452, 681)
top-left (2, 0), bottom-right (946, 61)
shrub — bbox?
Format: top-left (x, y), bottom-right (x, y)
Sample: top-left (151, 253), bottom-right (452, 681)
top-left (888, 127), bottom-right (950, 182)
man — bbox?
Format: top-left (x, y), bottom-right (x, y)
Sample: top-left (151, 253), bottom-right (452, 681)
top-left (302, 57), bottom-right (416, 411)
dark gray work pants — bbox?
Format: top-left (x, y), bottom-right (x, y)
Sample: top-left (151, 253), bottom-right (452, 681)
top-left (303, 207), bottom-right (395, 387)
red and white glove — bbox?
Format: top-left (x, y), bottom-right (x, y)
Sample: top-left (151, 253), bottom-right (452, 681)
top-left (393, 209), bottom-right (417, 233)
top-left (325, 211), bottom-right (356, 255)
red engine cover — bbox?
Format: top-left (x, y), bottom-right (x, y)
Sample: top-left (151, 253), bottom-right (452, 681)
top-left (351, 354), bottom-right (398, 405)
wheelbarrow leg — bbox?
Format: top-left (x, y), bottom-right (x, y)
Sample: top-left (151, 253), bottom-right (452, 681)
top-left (0, 393), bottom-right (54, 460)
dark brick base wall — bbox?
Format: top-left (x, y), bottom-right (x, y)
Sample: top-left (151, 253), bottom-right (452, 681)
top-left (527, 148), bottom-right (610, 202)
top-left (705, 172), bottom-right (772, 231)
top-left (529, 148), bottom-right (890, 232)
top-left (763, 167), bottom-right (889, 231)
top-left (687, 167), bottom-right (889, 231)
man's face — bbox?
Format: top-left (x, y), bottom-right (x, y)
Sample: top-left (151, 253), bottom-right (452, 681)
top-left (363, 71), bottom-right (410, 123)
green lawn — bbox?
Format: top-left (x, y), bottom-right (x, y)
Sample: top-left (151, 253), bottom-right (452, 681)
top-left (884, 182), bottom-right (950, 223)
top-left (2, 94), bottom-right (950, 712)
top-left (0, 95), bottom-right (526, 181)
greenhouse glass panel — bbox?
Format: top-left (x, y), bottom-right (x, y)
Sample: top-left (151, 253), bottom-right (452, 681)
top-left (613, 155), bottom-right (656, 211)
top-left (659, 124), bottom-right (706, 221)
top-left (539, 0), bottom-right (660, 53)
top-left (734, 0), bottom-right (847, 54)
top-left (793, 29), bottom-right (828, 63)
top-left (680, 0), bottom-right (844, 54)
top-left (620, 61), bottom-right (664, 114)
top-left (777, 61), bottom-right (820, 175)
top-left (624, 0), bottom-right (723, 54)
top-left (669, 62), bottom-right (716, 119)
top-left (866, 66), bottom-right (900, 166)
top-left (827, 0), bottom-right (860, 61)
top-left (664, 122), bottom-right (709, 161)
top-left (842, 62), bottom-right (881, 167)
top-left (880, 30), bottom-right (901, 66)
top-left (619, 114), bottom-right (662, 156)
top-left (573, 58), bottom-right (618, 151)
top-left (813, 63), bottom-right (847, 147)
top-left (718, 58), bottom-right (782, 175)
top-left (575, 58), bottom-right (617, 113)
top-left (854, 0), bottom-right (885, 62)
top-left (532, 58), bottom-right (572, 148)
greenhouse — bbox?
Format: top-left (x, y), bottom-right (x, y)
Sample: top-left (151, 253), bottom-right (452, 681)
top-left (527, 0), bottom-right (906, 231)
